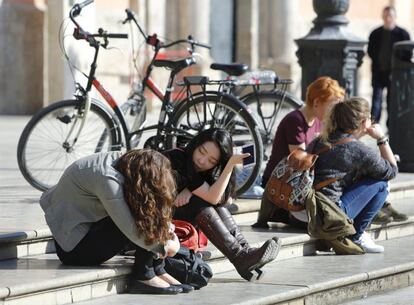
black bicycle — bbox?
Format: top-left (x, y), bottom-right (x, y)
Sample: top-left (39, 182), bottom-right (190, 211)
top-left (208, 64), bottom-right (304, 162)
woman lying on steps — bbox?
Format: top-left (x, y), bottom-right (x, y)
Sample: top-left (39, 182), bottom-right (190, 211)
top-left (39, 149), bottom-right (193, 294)
top-left (309, 97), bottom-right (398, 253)
top-left (163, 128), bottom-right (281, 281)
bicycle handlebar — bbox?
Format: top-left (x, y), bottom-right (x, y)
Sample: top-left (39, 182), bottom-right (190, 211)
top-left (162, 36), bottom-right (211, 50)
top-left (91, 30), bottom-right (129, 39)
top-left (69, 1), bottom-right (128, 47)
top-left (122, 9), bottom-right (211, 51)
top-left (78, 0), bottom-right (93, 9)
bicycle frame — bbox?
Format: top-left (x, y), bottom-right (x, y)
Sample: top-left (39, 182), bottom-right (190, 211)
top-left (67, 9), bottom-right (190, 151)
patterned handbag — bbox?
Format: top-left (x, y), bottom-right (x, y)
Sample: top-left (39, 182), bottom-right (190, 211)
top-left (264, 138), bottom-right (354, 211)
top-left (265, 148), bottom-right (317, 211)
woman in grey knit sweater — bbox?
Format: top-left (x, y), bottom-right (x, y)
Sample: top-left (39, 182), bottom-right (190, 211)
top-left (310, 97), bottom-right (398, 253)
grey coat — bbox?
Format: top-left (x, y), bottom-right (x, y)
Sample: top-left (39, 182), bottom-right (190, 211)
top-left (310, 132), bottom-right (398, 205)
top-left (39, 151), bottom-right (167, 256)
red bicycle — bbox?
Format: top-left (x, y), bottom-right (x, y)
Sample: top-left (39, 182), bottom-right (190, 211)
top-left (17, 1), bottom-right (263, 196)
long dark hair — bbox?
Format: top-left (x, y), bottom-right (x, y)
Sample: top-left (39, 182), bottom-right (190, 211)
top-left (185, 128), bottom-right (235, 204)
top-left (115, 149), bottom-right (176, 245)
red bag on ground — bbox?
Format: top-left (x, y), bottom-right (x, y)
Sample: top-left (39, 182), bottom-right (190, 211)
top-left (172, 219), bottom-right (208, 252)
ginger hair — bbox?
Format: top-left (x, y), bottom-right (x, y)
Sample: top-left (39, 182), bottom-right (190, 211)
top-left (305, 76), bottom-right (345, 107)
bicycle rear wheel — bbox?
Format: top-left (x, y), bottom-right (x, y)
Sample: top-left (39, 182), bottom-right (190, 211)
top-left (166, 93), bottom-right (263, 197)
top-left (242, 90), bottom-right (303, 162)
top-left (17, 99), bottom-right (120, 191)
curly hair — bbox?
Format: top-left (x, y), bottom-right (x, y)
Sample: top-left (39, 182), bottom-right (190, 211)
top-left (115, 149), bottom-right (176, 246)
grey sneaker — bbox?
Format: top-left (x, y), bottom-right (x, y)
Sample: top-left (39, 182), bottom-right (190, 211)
top-left (382, 202), bottom-right (408, 222)
top-left (372, 209), bottom-right (393, 225)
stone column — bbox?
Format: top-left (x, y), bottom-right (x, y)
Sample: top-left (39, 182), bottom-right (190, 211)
top-left (46, 0), bottom-right (66, 106)
top-left (46, 1), bottom-right (96, 106)
top-left (147, 0), bottom-right (166, 39)
top-left (259, 0), bottom-right (298, 79)
top-left (295, 0), bottom-right (366, 100)
top-left (0, 0), bottom-right (45, 114)
top-left (235, 0), bottom-right (259, 69)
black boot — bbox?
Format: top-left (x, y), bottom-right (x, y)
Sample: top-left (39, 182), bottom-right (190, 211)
top-left (195, 207), bottom-right (280, 281)
top-left (252, 196), bottom-right (290, 228)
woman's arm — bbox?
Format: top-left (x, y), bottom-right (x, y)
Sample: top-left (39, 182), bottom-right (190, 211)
top-left (367, 124), bottom-right (397, 166)
top-left (191, 153), bottom-right (248, 205)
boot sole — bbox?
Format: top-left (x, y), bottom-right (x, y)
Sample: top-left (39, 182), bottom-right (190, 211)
top-left (241, 238), bottom-right (282, 281)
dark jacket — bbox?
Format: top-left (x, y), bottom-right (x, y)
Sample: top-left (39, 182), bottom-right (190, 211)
top-left (368, 25), bottom-right (410, 74)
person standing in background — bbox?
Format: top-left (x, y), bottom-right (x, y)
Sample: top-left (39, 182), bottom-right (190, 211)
top-left (368, 6), bottom-right (410, 126)
top-left (367, 6), bottom-right (410, 224)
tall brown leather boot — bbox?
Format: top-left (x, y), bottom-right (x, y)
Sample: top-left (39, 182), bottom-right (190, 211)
top-left (216, 205), bottom-right (249, 248)
top-left (195, 207), bottom-right (280, 281)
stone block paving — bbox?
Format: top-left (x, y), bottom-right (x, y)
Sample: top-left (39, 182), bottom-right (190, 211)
top-left (1, 115), bottom-right (414, 305)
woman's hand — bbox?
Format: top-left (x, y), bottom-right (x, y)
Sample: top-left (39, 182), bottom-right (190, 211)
top-left (174, 188), bottom-right (192, 207)
top-left (166, 233), bottom-right (180, 257)
top-left (228, 153), bottom-right (250, 167)
top-left (366, 123), bottom-right (385, 140)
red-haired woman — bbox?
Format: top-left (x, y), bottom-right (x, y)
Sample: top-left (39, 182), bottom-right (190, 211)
top-left (254, 76), bottom-right (345, 228)
top-left (40, 149), bottom-right (191, 294)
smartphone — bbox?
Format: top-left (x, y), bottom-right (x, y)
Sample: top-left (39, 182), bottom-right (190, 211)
top-left (242, 144), bottom-right (255, 166)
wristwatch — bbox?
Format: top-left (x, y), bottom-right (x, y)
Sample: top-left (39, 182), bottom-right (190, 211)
top-left (377, 136), bottom-right (389, 146)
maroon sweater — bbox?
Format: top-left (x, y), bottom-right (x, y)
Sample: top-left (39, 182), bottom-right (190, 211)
top-left (262, 109), bottom-right (321, 186)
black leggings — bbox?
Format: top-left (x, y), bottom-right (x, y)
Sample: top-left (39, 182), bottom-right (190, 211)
top-left (173, 195), bottom-right (211, 222)
top-left (54, 217), bottom-right (166, 280)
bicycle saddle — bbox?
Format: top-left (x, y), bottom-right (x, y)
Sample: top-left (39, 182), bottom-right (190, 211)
top-left (210, 63), bottom-right (249, 76)
top-left (154, 58), bottom-right (195, 72)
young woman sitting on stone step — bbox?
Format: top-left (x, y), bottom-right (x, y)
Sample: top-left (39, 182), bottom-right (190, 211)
top-left (253, 76), bottom-right (345, 229)
top-left (309, 97), bottom-right (398, 253)
top-left (39, 149), bottom-right (193, 295)
top-left (162, 128), bottom-right (281, 281)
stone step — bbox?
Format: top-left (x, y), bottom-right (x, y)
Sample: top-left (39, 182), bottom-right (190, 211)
top-left (1, 235), bottom-right (413, 305)
top-left (0, 201), bottom-right (54, 261)
top-left (342, 284), bottom-right (414, 305)
top-left (1, 192), bottom-right (414, 262)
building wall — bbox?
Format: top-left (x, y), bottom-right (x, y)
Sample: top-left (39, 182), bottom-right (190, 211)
top-left (1, 0), bottom-right (413, 114)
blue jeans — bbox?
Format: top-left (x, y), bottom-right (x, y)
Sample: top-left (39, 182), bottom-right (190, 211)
top-left (339, 179), bottom-right (388, 240)
top-left (371, 72), bottom-right (390, 125)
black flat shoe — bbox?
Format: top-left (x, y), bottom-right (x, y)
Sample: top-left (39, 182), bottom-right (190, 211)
top-left (128, 280), bottom-right (183, 294)
top-left (172, 283), bottom-right (194, 293)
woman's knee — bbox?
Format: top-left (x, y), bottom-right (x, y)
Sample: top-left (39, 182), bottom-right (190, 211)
top-left (374, 180), bottom-right (388, 193)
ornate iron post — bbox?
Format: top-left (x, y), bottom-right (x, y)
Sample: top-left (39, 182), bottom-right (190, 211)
top-left (295, 0), bottom-right (366, 99)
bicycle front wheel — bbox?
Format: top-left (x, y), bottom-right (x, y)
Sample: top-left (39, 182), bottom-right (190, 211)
top-left (166, 93), bottom-right (263, 197)
top-left (242, 90), bottom-right (303, 162)
top-left (17, 99), bottom-right (120, 191)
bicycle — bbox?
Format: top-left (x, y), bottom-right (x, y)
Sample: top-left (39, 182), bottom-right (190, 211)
top-left (208, 64), bottom-right (304, 162)
top-left (17, 1), bottom-right (263, 197)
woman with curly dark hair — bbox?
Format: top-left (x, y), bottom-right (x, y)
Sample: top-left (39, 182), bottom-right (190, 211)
top-left (39, 149), bottom-right (190, 294)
